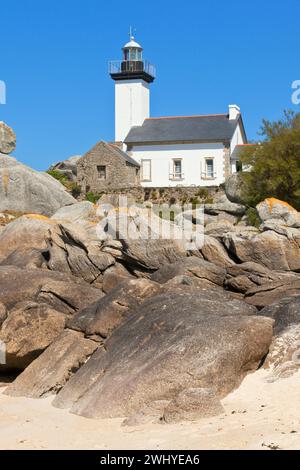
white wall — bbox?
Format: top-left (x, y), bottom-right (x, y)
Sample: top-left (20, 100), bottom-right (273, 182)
top-left (230, 122), bottom-right (245, 154)
top-left (130, 143), bottom-right (226, 187)
top-left (115, 79), bottom-right (150, 142)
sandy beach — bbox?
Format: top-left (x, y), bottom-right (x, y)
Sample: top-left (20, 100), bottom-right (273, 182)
top-left (1, 369), bottom-right (300, 450)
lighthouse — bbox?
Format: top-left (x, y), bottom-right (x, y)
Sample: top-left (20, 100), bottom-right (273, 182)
top-left (109, 31), bottom-right (156, 143)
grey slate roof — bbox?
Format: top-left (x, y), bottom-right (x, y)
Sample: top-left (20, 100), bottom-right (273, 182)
top-left (108, 143), bottom-right (140, 167)
top-left (124, 115), bottom-right (243, 145)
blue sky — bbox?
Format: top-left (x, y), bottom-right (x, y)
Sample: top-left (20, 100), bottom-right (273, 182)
top-left (1, 0), bottom-right (299, 170)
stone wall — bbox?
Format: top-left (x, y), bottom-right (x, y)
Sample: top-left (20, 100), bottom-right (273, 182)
top-left (91, 185), bottom-right (222, 206)
top-left (77, 141), bottom-right (140, 194)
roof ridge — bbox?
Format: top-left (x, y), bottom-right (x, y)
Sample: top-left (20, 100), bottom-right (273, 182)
top-left (146, 114), bottom-right (228, 120)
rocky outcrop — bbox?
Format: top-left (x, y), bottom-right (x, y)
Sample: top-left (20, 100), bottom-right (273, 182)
top-left (6, 330), bottom-right (98, 397)
top-left (244, 279), bottom-right (300, 308)
top-left (0, 266), bottom-right (103, 312)
top-left (0, 214), bottom-right (54, 263)
top-left (0, 155), bottom-right (75, 216)
top-left (257, 198), bottom-right (300, 228)
top-left (225, 172), bottom-right (245, 205)
top-left (46, 223), bottom-right (115, 285)
top-left (162, 388), bottom-right (224, 423)
top-left (0, 122), bottom-right (16, 155)
top-left (0, 302), bottom-right (67, 370)
top-left (51, 201), bottom-right (98, 224)
top-left (50, 291), bottom-right (272, 420)
top-left (151, 256), bottom-right (226, 287)
top-left (225, 262), bottom-right (299, 294)
top-left (205, 194), bottom-right (246, 217)
top-left (120, 239), bottom-right (187, 272)
top-left (49, 155), bottom-right (81, 182)
top-left (223, 230), bottom-right (300, 271)
top-left (199, 235), bottom-right (234, 267)
top-left (68, 278), bottom-right (160, 338)
top-left (258, 296), bottom-right (300, 379)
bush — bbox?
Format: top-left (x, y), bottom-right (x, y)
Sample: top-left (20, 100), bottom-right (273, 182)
top-left (190, 197), bottom-right (200, 209)
top-left (47, 169), bottom-right (68, 184)
top-left (70, 183), bottom-right (81, 198)
top-left (86, 192), bottom-right (102, 204)
top-left (246, 207), bottom-right (261, 228)
top-left (240, 110), bottom-right (300, 210)
top-left (195, 188), bottom-right (209, 199)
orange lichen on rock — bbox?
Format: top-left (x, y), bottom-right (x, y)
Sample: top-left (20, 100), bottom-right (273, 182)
top-left (25, 214), bottom-right (50, 220)
top-left (265, 198), bottom-right (297, 213)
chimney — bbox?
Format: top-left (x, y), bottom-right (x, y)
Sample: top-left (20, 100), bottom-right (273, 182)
top-left (228, 104), bottom-right (241, 120)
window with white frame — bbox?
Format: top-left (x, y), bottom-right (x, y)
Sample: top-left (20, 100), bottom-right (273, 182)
top-left (202, 158), bottom-right (215, 179)
top-left (171, 159), bottom-right (183, 180)
top-left (141, 159), bottom-right (151, 181)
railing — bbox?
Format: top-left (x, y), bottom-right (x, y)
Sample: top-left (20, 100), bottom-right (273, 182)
top-left (109, 60), bottom-right (156, 78)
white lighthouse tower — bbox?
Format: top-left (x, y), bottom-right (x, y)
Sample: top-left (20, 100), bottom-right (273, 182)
top-left (109, 31), bottom-right (156, 143)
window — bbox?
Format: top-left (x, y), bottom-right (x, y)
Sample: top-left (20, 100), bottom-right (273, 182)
top-left (201, 158), bottom-right (215, 179)
top-left (206, 159), bottom-right (214, 178)
top-left (171, 159), bottom-right (183, 180)
top-left (97, 165), bottom-right (106, 180)
top-left (141, 159), bottom-right (151, 181)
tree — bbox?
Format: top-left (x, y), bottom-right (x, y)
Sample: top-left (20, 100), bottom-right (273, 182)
top-left (240, 110), bottom-right (300, 210)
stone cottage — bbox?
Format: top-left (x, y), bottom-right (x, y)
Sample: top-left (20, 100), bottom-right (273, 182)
top-left (77, 141), bottom-right (140, 194)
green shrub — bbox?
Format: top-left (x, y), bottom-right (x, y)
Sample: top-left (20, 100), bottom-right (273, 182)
top-left (47, 170), bottom-right (68, 184)
top-left (190, 197), bottom-right (200, 209)
top-left (204, 196), bottom-right (214, 204)
top-left (246, 207), bottom-right (261, 228)
top-left (195, 188), bottom-right (209, 199)
top-left (70, 183), bottom-right (81, 198)
top-left (240, 110), bottom-right (300, 210)
top-left (86, 192), bottom-right (102, 204)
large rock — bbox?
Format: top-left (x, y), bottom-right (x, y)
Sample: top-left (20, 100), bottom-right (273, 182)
top-left (49, 155), bottom-right (81, 182)
top-left (0, 155), bottom-right (76, 216)
top-left (0, 266), bottom-right (103, 312)
top-left (163, 388), bottom-right (224, 423)
top-left (52, 291), bottom-right (273, 419)
top-left (199, 236), bottom-right (234, 267)
top-left (51, 202), bottom-right (98, 224)
top-left (223, 230), bottom-right (300, 271)
top-left (225, 262), bottom-right (299, 294)
top-left (205, 194), bottom-right (246, 217)
top-left (6, 330), bottom-right (98, 397)
top-left (0, 302), bottom-right (66, 370)
top-left (0, 122), bottom-right (16, 154)
top-left (151, 256), bottom-right (226, 288)
top-left (245, 279), bottom-right (300, 308)
top-left (0, 302), bottom-right (7, 326)
top-left (46, 223), bottom-right (115, 284)
top-left (0, 266), bottom-right (103, 370)
top-left (257, 198), bottom-right (300, 228)
top-left (120, 239), bottom-right (187, 272)
top-left (259, 295), bottom-right (300, 335)
top-left (225, 172), bottom-right (245, 205)
top-left (68, 278), bottom-right (161, 338)
top-left (259, 296), bottom-right (300, 379)
top-left (0, 214), bottom-right (54, 262)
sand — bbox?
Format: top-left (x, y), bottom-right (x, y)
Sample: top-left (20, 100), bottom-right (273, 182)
top-left (0, 369), bottom-right (300, 450)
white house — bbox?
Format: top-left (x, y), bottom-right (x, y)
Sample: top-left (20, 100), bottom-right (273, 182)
top-left (109, 34), bottom-right (248, 188)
